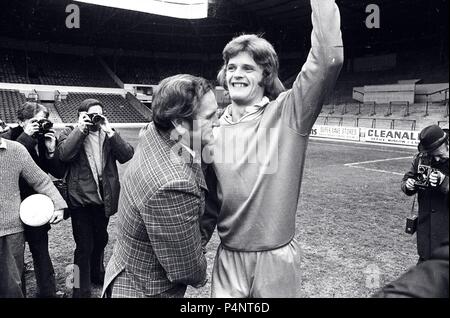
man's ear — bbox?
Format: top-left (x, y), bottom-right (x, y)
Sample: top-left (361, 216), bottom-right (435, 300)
top-left (171, 119), bottom-right (187, 135)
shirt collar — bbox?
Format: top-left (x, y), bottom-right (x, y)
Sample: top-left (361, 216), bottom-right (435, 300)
top-left (224, 96), bottom-right (270, 124)
top-left (0, 138), bottom-right (7, 150)
top-left (244, 96), bottom-right (270, 113)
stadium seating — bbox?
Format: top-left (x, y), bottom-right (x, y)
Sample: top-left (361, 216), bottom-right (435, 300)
top-left (105, 56), bottom-right (219, 85)
top-left (0, 89), bottom-right (27, 123)
top-left (54, 92), bottom-right (148, 123)
top-left (0, 49), bottom-right (119, 88)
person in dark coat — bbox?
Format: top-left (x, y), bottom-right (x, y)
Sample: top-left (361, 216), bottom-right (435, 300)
top-left (401, 125), bottom-right (449, 263)
top-left (57, 99), bottom-right (134, 298)
top-left (374, 240), bottom-right (448, 298)
top-left (1, 102), bottom-right (66, 298)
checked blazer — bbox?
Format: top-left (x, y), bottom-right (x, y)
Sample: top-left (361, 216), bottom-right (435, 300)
top-left (102, 123), bottom-right (207, 297)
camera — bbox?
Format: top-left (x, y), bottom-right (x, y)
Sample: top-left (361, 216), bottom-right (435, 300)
top-left (33, 119), bottom-right (53, 138)
top-left (87, 113), bottom-right (105, 124)
top-left (0, 119), bottom-right (9, 132)
top-left (413, 156), bottom-right (439, 189)
top-left (405, 215), bottom-right (418, 235)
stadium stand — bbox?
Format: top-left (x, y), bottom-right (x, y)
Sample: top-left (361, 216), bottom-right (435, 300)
top-left (318, 48), bottom-right (449, 106)
top-left (0, 89), bottom-right (27, 123)
top-left (0, 49), bottom-right (119, 88)
top-left (311, 47), bottom-right (450, 132)
top-left (54, 92), bottom-right (148, 123)
top-left (105, 56), bottom-right (219, 85)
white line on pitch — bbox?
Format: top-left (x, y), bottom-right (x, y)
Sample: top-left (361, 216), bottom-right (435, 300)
top-left (346, 165), bottom-right (404, 176)
top-left (345, 156), bottom-right (412, 167)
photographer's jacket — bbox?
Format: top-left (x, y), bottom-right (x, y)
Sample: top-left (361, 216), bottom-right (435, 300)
top-left (402, 155), bottom-right (449, 260)
top-left (57, 126), bottom-right (134, 217)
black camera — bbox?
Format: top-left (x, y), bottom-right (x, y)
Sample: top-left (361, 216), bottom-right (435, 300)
top-left (33, 119), bottom-right (53, 138)
top-left (414, 156), bottom-right (439, 189)
top-left (0, 119), bottom-right (9, 132)
top-left (405, 215), bottom-right (418, 235)
top-left (87, 113), bottom-right (105, 124)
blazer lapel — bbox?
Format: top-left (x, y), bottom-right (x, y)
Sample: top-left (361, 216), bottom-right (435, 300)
top-left (190, 161), bottom-right (208, 193)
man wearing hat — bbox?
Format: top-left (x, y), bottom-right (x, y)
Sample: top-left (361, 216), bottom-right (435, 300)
top-left (402, 125), bottom-right (449, 263)
top-left (57, 99), bottom-right (134, 297)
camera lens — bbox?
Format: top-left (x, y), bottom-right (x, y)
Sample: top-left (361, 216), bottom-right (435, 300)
top-left (92, 114), bottom-right (104, 124)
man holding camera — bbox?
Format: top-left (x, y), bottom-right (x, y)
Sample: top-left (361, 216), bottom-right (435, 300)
top-left (402, 125), bottom-right (449, 263)
top-left (1, 102), bottom-right (66, 298)
top-left (57, 99), bottom-right (134, 298)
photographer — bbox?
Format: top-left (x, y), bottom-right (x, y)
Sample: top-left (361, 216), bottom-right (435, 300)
top-left (402, 125), bottom-right (449, 263)
top-left (1, 102), bottom-right (66, 298)
top-left (57, 99), bottom-right (134, 298)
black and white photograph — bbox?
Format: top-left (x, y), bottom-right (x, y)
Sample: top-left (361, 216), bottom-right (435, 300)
top-left (0, 0), bottom-right (448, 306)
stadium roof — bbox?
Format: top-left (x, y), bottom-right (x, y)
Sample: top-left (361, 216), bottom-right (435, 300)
top-left (0, 0), bottom-right (447, 56)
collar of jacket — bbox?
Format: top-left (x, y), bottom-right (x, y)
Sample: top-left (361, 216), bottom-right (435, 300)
top-left (2, 125), bottom-right (23, 141)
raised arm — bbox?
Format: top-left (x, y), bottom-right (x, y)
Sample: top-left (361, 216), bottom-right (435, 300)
top-left (281, 0), bottom-right (344, 134)
top-left (142, 179), bottom-right (207, 287)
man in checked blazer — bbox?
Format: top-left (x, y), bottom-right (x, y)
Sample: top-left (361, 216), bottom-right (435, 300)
top-left (102, 74), bottom-right (220, 298)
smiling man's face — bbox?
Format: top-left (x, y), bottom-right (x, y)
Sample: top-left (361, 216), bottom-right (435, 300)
top-left (226, 51), bottom-right (265, 108)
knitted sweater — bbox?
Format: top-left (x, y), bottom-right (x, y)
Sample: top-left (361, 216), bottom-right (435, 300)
top-left (0, 138), bottom-right (68, 237)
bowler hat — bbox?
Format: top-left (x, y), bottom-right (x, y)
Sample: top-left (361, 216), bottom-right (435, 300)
top-left (418, 125), bottom-right (447, 153)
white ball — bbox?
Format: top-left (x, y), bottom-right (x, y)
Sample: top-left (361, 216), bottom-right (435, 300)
top-left (20, 194), bottom-right (54, 227)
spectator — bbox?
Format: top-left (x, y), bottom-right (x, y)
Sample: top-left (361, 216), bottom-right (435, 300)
top-left (0, 135), bottom-right (67, 298)
top-left (401, 125), bottom-right (449, 263)
top-left (374, 240), bottom-right (448, 298)
top-left (57, 99), bottom-right (134, 298)
top-left (1, 102), bottom-right (66, 298)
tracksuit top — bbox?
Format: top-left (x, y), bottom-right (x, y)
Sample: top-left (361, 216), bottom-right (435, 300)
top-left (204, 0), bottom-right (344, 251)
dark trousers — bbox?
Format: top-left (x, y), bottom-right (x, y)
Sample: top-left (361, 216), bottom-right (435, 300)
top-left (71, 205), bottom-right (109, 298)
top-left (23, 224), bottom-right (56, 298)
top-left (0, 232), bottom-right (25, 298)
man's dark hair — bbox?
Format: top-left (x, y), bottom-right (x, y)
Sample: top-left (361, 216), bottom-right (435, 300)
top-left (77, 99), bottom-right (104, 114)
top-left (17, 102), bottom-right (49, 122)
top-left (152, 74), bottom-right (214, 131)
